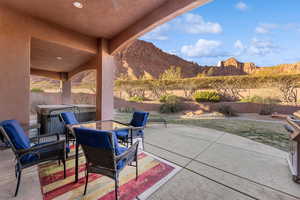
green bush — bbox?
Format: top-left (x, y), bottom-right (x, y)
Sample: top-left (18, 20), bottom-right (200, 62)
top-left (159, 95), bottom-right (183, 113)
top-left (193, 91), bottom-right (221, 103)
top-left (240, 96), bottom-right (280, 104)
top-left (217, 104), bottom-right (238, 117)
top-left (159, 95), bottom-right (169, 103)
top-left (115, 74), bottom-right (300, 92)
top-left (31, 88), bottom-right (44, 93)
top-left (159, 94), bottom-right (185, 103)
top-left (128, 96), bottom-right (145, 102)
top-left (240, 95), bottom-right (263, 103)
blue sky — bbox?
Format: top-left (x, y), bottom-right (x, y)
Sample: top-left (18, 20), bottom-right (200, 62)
top-left (140, 0), bottom-right (300, 66)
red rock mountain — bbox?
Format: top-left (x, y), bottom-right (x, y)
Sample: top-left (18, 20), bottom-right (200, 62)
top-left (32, 40), bottom-right (300, 86)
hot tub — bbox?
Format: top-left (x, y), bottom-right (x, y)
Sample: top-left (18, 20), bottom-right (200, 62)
top-left (36, 104), bottom-right (96, 135)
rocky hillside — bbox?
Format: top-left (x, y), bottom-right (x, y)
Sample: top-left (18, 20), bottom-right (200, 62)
top-left (32, 39), bottom-right (300, 88)
top-left (114, 40), bottom-right (205, 79)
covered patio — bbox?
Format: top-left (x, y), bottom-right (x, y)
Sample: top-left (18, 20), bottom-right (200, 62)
top-left (0, 0), bottom-right (211, 124)
top-left (1, 123), bottom-right (299, 199)
top-left (1, 1), bottom-right (300, 200)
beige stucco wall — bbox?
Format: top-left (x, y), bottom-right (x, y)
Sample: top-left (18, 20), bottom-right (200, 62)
top-left (0, 6), bottom-right (97, 124)
top-left (0, 7), bottom-right (30, 124)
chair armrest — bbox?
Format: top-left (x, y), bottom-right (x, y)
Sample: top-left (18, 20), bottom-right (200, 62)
top-left (30, 133), bottom-right (60, 144)
top-left (131, 126), bottom-right (145, 131)
top-left (116, 141), bottom-right (139, 163)
top-left (17, 140), bottom-right (66, 155)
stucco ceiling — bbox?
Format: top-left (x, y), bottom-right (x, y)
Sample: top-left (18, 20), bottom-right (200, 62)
top-left (1, 0), bottom-right (168, 38)
top-left (31, 38), bottom-right (94, 72)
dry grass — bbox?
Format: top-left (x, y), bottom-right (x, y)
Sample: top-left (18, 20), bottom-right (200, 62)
top-left (114, 112), bottom-right (289, 152)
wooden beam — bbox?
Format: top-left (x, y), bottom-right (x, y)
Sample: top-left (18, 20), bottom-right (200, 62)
top-left (68, 58), bottom-right (96, 79)
top-left (30, 68), bottom-right (63, 80)
top-left (109, 0), bottom-right (212, 54)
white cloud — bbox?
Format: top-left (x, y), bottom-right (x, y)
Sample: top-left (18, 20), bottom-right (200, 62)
top-left (235, 2), bottom-right (248, 11)
top-left (142, 24), bottom-right (170, 40)
top-left (181, 39), bottom-right (227, 57)
top-left (247, 38), bottom-right (278, 56)
top-left (255, 23), bottom-right (278, 34)
top-left (181, 13), bottom-right (222, 34)
top-left (234, 40), bottom-right (244, 50)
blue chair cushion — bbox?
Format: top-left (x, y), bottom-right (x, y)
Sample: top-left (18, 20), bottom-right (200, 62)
top-left (130, 111), bottom-right (149, 127)
top-left (0, 120), bottom-right (30, 150)
top-left (115, 129), bottom-right (129, 139)
top-left (61, 112), bottom-right (79, 125)
top-left (74, 128), bottom-right (123, 155)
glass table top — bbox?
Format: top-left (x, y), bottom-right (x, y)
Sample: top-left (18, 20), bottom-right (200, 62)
top-left (71, 120), bottom-right (130, 131)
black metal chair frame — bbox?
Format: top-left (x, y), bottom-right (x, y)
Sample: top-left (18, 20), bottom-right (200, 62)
top-left (0, 126), bottom-right (67, 197)
top-left (79, 131), bottom-right (139, 200)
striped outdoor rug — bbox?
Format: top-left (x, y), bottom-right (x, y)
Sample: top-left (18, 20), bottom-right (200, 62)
top-left (38, 148), bottom-right (180, 200)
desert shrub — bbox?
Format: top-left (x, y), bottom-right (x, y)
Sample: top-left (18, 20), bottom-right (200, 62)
top-left (128, 96), bottom-right (145, 102)
top-left (159, 95), bottom-right (183, 113)
top-left (240, 96), bottom-right (280, 104)
top-left (159, 94), bottom-right (183, 103)
top-left (159, 95), bottom-right (168, 103)
top-left (117, 107), bottom-right (135, 113)
top-left (240, 95), bottom-right (263, 103)
top-left (115, 74), bottom-right (300, 93)
top-left (277, 78), bottom-right (298, 103)
top-left (193, 91), bottom-right (221, 103)
top-left (160, 66), bottom-right (182, 80)
top-left (31, 88), bottom-right (44, 93)
top-left (217, 104), bottom-right (238, 117)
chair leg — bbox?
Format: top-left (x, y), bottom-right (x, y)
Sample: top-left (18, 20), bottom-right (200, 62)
top-left (58, 160), bottom-right (61, 166)
top-left (115, 177), bottom-right (119, 200)
top-left (142, 136), bottom-right (145, 150)
top-left (15, 165), bottom-right (18, 178)
top-left (63, 160), bottom-right (66, 179)
top-left (136, 157), bottom-right (139, 181)
top-left (14, 170), bottom-right (22, 197)
top-left (84, 170), bottom-right (89, 195)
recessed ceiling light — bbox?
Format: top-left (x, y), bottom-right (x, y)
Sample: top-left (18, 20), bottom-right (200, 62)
top-left (56, 57), bottom-right (63, 60)
top-left (73, 1), bottom-right (83, 8)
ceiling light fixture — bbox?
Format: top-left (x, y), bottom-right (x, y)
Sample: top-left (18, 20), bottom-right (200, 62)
top-left (73, 1), bottom-right (83, 8)
top-left (56, 57), bottom-right (63, 60)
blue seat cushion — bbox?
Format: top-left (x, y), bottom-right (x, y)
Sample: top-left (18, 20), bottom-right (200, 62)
top-left (130, 111), bottom-right (149, 127)
top-left (115, 129), bottom-right (129, 139)
top-left (61, 112), bottom-right (79, 125)
top-left (0, 120), bottom-right (30, 150)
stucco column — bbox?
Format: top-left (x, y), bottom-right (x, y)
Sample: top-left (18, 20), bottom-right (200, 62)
top-left (96, 39), bottom-right (115, 120)
top-left (0, 7), bottom-right (30, 124)
top-left (61, 78), bottom-right (72, 105)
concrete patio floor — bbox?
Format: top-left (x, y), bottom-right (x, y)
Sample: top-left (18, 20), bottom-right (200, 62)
top-left (145, 124), bottom-right (300, 200)
top-left (0, 123), bottom-right (299, 200)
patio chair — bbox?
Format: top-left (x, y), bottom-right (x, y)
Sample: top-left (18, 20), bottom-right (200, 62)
top-left (115, 111), bottom-right (149, 148)
top-left (59, 112), bottom-right (79, 145)
top-left (0, 120), bottom-right (68, 197)
top-left (74, 127), bottom-right (139, 200)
